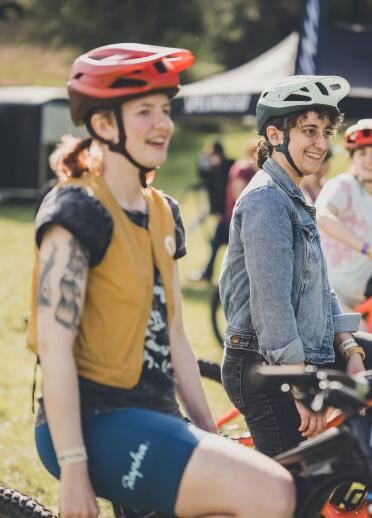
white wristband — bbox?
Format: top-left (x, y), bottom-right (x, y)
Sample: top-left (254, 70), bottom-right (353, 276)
top-left (58, 447), bottom-right (88, 465)
top-left (338, 339), bottom-right (357, 357)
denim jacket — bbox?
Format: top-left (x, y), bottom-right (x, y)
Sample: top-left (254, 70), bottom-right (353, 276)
top-left (219, 158), bottom-right (360, 364)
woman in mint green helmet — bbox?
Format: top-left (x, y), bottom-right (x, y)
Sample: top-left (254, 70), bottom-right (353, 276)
top-left (220, 75), bottom-right (372, 458)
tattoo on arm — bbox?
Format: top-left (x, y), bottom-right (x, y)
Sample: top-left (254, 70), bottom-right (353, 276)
top-left (55, 238), bottom-right (89, 330)
top-left (38, 243), bottom-right (57, 307)
top-left (66, 237), bottom-right (90, 279)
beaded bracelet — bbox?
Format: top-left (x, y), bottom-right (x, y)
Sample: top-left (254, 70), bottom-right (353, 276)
top-left (58, 447), bottom-right (88, 465)
top-left (343, 345), bottom-right (365, 361)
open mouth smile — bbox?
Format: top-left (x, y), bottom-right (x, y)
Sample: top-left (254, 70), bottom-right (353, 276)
top-left (304, 151), bottom-right (323, 160)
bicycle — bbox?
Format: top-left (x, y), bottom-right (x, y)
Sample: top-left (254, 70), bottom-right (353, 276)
top-left (5, 361), bottom-right (370, 518)
top-left (198, 359), bottom-right (372, 517)
top-left (250, 365), bottom-right (372, 518)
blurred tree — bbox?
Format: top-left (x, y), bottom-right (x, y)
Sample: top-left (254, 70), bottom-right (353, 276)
top-left (29, 0), bottom-right (204, 52)
top-left (22, 0), bottom-right (372, 74)
top-left (0, 1), bottom-right (25, 20)
top-left (200, 0), bottom-right (301, 68)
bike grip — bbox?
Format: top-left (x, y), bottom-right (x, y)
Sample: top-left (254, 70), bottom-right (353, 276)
top-left (247, 365), bottom-right (317, 390)
top-left (356, 369), bottom-right (372, 399)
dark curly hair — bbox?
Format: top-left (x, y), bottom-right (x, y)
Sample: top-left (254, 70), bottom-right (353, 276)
top-left (257, 108), bottom-right (343, 168)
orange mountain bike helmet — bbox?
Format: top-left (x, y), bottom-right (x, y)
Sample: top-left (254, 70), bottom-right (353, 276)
top-left (344, 119), bottom-right (372, 151)
top-left (67, 43), bottom-right (194, 187)
top-left (68, 43), bottom-right (195, 126)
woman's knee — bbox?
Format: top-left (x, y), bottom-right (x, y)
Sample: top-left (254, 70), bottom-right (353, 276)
top-left (175, 434), bottom-right (295, 517)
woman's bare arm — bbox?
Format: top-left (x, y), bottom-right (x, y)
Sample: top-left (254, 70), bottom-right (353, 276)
top-left (317, 202), bottom-right (372, 258)
top-left (37, 224), bottom-right (98, 517)
top-left (169, 263), bottom-right (217, 433)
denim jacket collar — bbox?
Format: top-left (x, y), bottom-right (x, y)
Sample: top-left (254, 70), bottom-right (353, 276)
top-left (263, 158), bottom-right (316, 221)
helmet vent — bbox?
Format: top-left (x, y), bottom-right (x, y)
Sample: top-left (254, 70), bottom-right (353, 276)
top-left (315, 82), bottom-right (329, 95)
top-left (89, 54), bottom-right (107, 61)
top-left (300, 87), bottom-right (309, 92)
top-left (154, 61), bottom-right (167, 73)
top-left (330, 83), bottom-right (341, 91)
top-left (284, 94), bottom-right (311, 102)
top-left (262, 92), bottom-right (269, 98)
top-left (362, 129), bottom-right (371, 137)
top-left (110, 77), bottom-right (147, 88)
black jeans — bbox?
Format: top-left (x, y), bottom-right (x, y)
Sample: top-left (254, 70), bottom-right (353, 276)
top-left (221, 331), bottom-right (372, 458)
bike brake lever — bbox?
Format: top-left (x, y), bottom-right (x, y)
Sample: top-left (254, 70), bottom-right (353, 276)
top-left (325, 382), bottom-right (368, 413)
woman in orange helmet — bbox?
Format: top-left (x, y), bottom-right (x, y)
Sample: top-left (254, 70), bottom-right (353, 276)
top-left (27, 44), bottom-right (294, 518)
top-left (316, 119), bottom-right (372, 330)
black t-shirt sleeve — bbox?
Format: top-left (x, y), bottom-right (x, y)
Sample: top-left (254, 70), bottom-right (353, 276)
top-left (164, 194), bottom-right (186, 260)
top-left (35, 185), bottom-right (113, 267)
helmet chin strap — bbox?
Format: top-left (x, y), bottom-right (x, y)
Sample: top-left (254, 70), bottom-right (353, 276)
top-left (273, 116), bottom-right (304, 178)
top-left (86, 107), bottom-right (153, 188)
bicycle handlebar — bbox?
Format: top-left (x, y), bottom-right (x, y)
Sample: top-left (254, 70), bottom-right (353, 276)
top-left (248, 365), bottom-right (372, 413)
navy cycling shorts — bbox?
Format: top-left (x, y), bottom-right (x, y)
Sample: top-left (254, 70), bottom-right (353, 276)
top-left (35, 407), bottom-right (207, 514)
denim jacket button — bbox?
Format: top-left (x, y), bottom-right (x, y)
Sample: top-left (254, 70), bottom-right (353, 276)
top-left (231, 335), bottom-right (239, 344)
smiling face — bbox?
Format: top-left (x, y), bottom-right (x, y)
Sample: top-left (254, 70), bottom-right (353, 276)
top-left (287, 111), bottom-right (332, 177)
top-left (352, 146), bottom-right (372, 185)
top-left (121, 93), bottom-right (174, 169)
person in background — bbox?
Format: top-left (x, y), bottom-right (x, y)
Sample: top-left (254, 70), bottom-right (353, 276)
top-left (316, 119), bottom-right (372, 330)
top-left (190, 143), bottom-right (257, 282)
top-left (27, 43), bottom-right (295, 518)
top-left (196, 142), bottom-right (213, 188)
top-left (301, 147), bottom-right (332, 205)
top-left (202, 140), bottom-right (234, 216)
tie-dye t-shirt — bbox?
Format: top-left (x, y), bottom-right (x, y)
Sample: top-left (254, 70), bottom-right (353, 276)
top-left (316, 173), bottom-right (372, 307)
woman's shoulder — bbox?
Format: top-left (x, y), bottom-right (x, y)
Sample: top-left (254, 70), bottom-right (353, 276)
top-left (318, 172), bottom-right (354, 199)
top-left (148, 187), bottom-right (181, 217)
top-left (329, 171), bottom-right (353, 184)
top-left (239, 172), bottom-right (291, 208)
top-left (235, 181), bottom-right (292, 228)
top-left (35, 184), bottom-right (113, 267)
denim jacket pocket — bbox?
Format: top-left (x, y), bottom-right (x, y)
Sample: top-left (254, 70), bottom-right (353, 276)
top-left (302, 224), bottom-right (320, 264)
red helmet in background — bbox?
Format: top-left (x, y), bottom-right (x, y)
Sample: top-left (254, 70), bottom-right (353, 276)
top-left (68, 43), bottom-right (195, 126)
top-left (344, 119), bottom-right (372, 151)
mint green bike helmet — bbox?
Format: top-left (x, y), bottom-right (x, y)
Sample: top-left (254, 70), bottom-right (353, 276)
top-left (256, 75), bottom-right (350, 177)
top-left (256, 75), bottom-right (350, 135)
